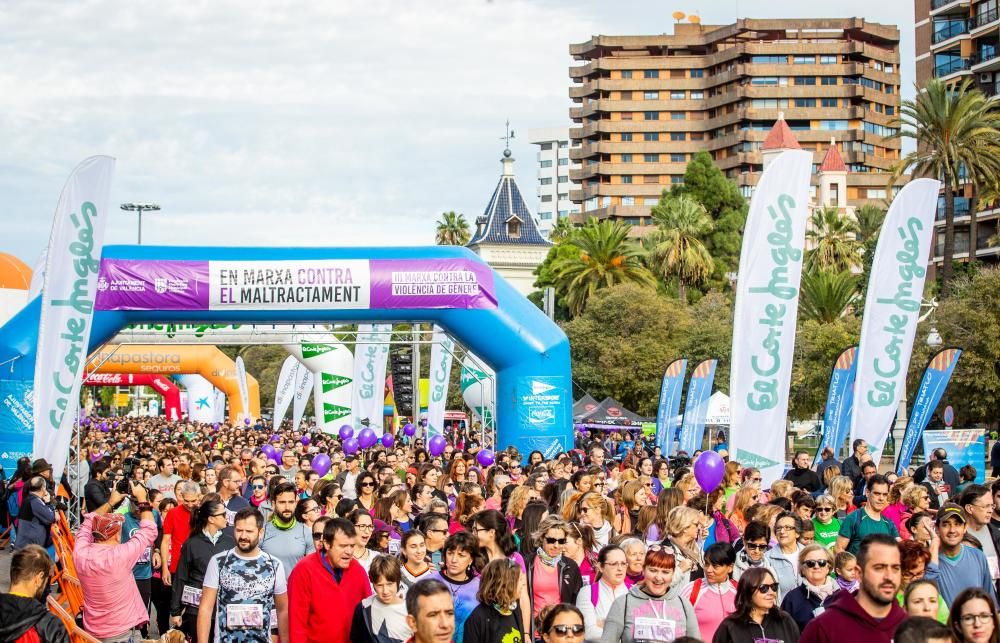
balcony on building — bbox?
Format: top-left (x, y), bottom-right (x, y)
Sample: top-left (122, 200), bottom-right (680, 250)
top-left (936, 195), bottom-right (972, 222)
top-left (972, 40), bottom-right (1000, 71)
top-left (930, 0), bottom-right (970, 17)
top-left (933, 50), bottom-right (972, 77)
top-left (972, 3), bottom-right (1000, 33)
top-left (932, 17), bottom-right (970, 48)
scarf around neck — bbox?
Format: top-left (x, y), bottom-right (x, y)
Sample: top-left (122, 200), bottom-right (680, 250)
top-left (271, 514), bottom-right (296, 530)
top-left (536, 547), bottom-right (561, 567)
top-left (835, 575), bottom-right (859, 593)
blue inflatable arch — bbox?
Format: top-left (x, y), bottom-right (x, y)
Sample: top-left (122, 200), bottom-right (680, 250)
top-left (0, 245), bottom-right (572, 464)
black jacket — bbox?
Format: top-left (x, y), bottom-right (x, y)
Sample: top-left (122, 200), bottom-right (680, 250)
top-left (0, 594), bottom-right (70, 643)
top-left (780, 584), bottom-right (836, 633)
top-left (913, 460), bottom-right (960, 490)
top-left (462, 603), bottom-right (526, 643)
top-left (170, 531), bottom-right (236, 616)
top-left (522, 551), bottom-right (583, 622)
top-left (84, 478), bottom-right (110, 513)
top-left (350, 600), bottom-right (408, 643)
top-left (784, 467), bottom-right (821, 493)
top-left (713, 610), bottom-right (800, 643)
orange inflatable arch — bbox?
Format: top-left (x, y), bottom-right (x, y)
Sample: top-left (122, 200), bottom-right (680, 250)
top-left (86, 344), bottom-right (260, 423)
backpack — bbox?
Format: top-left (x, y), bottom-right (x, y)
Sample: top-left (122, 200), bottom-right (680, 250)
top-left (713, 510), bottom-right (740, 544)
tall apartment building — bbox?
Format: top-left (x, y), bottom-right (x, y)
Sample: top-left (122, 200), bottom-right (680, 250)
top-left (568, 18), bottom-right (903, 234)
top-left (526, 127), bottom-right (581, 237)
top-left (915, 0), bottom-right (1000, 267)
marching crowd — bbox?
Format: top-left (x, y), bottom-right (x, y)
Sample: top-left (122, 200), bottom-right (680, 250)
top-left (1, 416), bottom-right (999, 643)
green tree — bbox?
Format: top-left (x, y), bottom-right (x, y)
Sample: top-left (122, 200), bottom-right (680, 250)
top-left (669, 151), bottom-right (748, 288)
top-left (527, 240), bottom-right (577, 321)
top-left (435, 211), bottom-right (471, 245)
top-left (549, 216), bottom-right (575, 243)
top-left (553, 218), bottom-right (656, 316)
top-left (563, 283), bottom-right (693, 414)
top-left (646, 194), bottom-right (715, 304)
top-left (674, 292), bottom-right (735, 396)
top-left (789, 317), bottom-right (861, 420)
top-left (854, 203), bottom-right (887, 310)
top-left (893, 78), bottom-right (1000, 297)
top-left (805, 207), bottom-right (861, 272)
top-left (799, 269), bottom-right (859, 323)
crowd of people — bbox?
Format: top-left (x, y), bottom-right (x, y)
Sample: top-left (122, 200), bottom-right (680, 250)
top-left (1, 417), bottom-right (999, 643)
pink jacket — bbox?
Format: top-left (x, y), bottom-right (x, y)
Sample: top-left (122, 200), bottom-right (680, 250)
top-left (73, 512), bottom-right (157, 638)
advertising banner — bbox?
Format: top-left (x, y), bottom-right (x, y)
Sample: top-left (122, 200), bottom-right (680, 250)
top-left (817, 346), bottom-right (859, 458)
top-left (95, 258), bottom-right (498, 311)
top-left (82, 373), bottom-right (182, 421)
top-left (33, 156), bottom-right (115, 475)
top-left (235, 356), bottom-right (251, 423)
top-left (176, 374), bottom-right (217, 423)
top-left (922, 429), bottom-right (985, 484)
top-left (291, 366), bottom-right (313, 431)
top-left (515, 376), bottom-right (569, 458)
top-left (0, 380), bottom-right (35, 476)
top-left (656, 359), bottom-right (687, 455)
top-left (273, 356), bottom-right (300, 427)
top-left (426, 326), bottom-right (455, 439)
top-left (352, 324), bottom-right (392, 435)
top-left (729, 150), bottom-right (813, 485)
top-left (850, 178), bottom-right (941, 458)
top-left (678, 359), bottom-right (718, 455)
top-left (896, 348), bottom-right (962, 475)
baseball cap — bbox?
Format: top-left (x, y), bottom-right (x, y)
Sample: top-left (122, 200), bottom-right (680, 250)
top-left (936, 502), bottom-right (967, 525)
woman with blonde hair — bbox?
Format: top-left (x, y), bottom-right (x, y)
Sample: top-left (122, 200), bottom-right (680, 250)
top-left (897, 483), bottom-right (931, 539)
top-left (506, 485), bottom-right (534, 531)
top-left (572, 491), bottom-right (613, 547)
top-left (675, 472), bottom-right (699, 503)
top-left (769, 479), bottom-right (793, 501)
top-left (462, 558), bottom-right (528, 643)
top-left (663, 505), bottom-right (704, 589)
top-left (728, 487), bottom-right (760, 533)
top-left (828, 475), bottom-right (857, 518)
top-left (723, 460), bottom-right (742, 499)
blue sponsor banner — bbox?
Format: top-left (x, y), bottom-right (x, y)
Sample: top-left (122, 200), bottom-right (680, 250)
top-left (921, 428), bottom-right (985, 483)
top-left (817, 346), bottom-right (858, 457)
top-left (678, 359), bottom-right (717, 455)
top-left (516, 376), bottom-right (569, 459)
top-left (897, 348), bottom-right (963, 475)
top-left (656, 359), bottom-right (687, 455)
top-left (0, 379), bottom-right (35, 477)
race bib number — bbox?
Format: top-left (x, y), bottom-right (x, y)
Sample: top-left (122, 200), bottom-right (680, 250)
top-left (388, 538), bottom-right (401, 556)
top-left (225, 604), bottom-right (264, 629)
top-left (988, 555), bottom-right (999, 580)
top-left (633, 616), bottom-right (675, 642)
top-left (225, 509), bottom-right (236, 526)
top-left (136, 545), bottom-right (152, 565)
top-left (754, 639), bottom-right (784, 643)
top-left (181, 585), bottom-right (203, 607)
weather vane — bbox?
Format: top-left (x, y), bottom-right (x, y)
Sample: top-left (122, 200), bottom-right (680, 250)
top-left (500, 119), bottom-right (515, 153)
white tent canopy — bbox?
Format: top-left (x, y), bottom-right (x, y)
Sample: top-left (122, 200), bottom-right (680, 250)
top-left (704, 391), bottom-right (730, 426)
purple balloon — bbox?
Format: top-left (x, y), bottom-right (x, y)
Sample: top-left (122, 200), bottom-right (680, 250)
top-left (476, 448), bottom-right (495, 468)
top-left (301, 434), bottom-right (311, 446)
top-left (343, 437), bottom-right (360, 455)
top-left (311, 454), bottom-right (331, 477)
top-left (380, 433), bottom-right (395, 448)
top-left (244, 417), bottom-right (251, 425)
top-left (99, 422), bottom-right (109, 432)
top-left (428, 435), bottom-right (446, 457)
top-left (403, 423), bottom-right (416, 437)
top-left (261, 444), bottom-right (276, 459)
top-left (112, 421), bottom-right (119, 429)
top-left (270, 434), bottom-right (280, 442)
top-left (339, 425), bottom-right (354, 440)
top-left (212, 423), bottom-right (220, 431)
top-left (81, 417), bottom-right (91, 426)
top-left (358, 428), bottom-right (377, 449)
top-left (693, 450), bottom-right (725, 492)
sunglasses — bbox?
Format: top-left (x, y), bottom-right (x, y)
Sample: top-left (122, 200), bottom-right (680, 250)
top-left (545, 537), bottom-right (568, 545)
top-left (551, 624), bottom-right (585, 635)
top-left (756, 583), bottom-right (780, 594)
top-left (803, 560), bottom-right (830, 569)
top-left (815, 507), bottom-right (833, 513)
top-left (745, 542), bottom-right (768, 551)
top-left (360, 482), bottom-right (375, 488)
top-left (750, 477), bottom-right (762, 483)
top-left (312, 532), bottom-right (324, 540)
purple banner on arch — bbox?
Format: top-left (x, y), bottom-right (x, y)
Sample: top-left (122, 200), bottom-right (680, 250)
top-left (370, 259), bottom-right (497, 310)
top-left (95, 259), bottom-right (210, 311)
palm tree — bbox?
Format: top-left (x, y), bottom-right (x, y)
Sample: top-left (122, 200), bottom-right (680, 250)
top-left (549, 216), bottom-right (575, 243)
top-left (893, 77), bottom-right (1000, 297)
top-left (553, 218), bottom-right (656, 316)
top-left (854, 203), bottom-right (887, 249)
top-left (805, 206), bottom-right (861, 272)
top-left (435, 211), bottom-right (471, 245)
top-left (799, 269), bottom-right (859, 323)
top-left (646, 195), bottom-right (715, 304)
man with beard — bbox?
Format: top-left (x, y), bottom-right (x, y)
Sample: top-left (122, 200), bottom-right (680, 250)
top-left (835, 474), bottom-right (898, 555)
top-left (198, 507), bottom-right (289, 643)
top-left (0, 545), bottom-right (68, 643)
top-left (261, 482), bottom-right (311, 580)
top-left (288, 517), bottom-right (372, 643)
top-left (925, 503), bottom-right (998, 607)
top-left (799, 534), bottom-right (907, 643)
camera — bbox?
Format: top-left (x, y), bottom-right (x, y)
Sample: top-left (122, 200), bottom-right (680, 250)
top-left (115, 477), bottom-right (132, 495)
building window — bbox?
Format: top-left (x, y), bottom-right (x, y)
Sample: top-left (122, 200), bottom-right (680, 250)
top-left (541, 195), bottom-right (553, 202)
top-left (671, 91), bottom-right (686, 99)
top-left (621, 112), bottom-right (633, 120)
top-left (540, 142), bottom-right (552, 150)
top-left (793, 56), bottom-right (815, 64)
top-left (752, 77), bottom-right (779, 86)
top-left (622, 196), bottom-right (635, 205)
top-left (644, 153), bottom-right (660, 162)
top-left (558, 176), bottom-right (568, 183)
top-left (819, 55), bottom-right (838, 64)
top-left (601, 196), bottom-right (611, 207)
top-left (621, 133), bottom-right (633, 141)
top-left (867, 188), bottom-right (888, 199)
top-left (644, 197), bottom-right (659, 206)
top-left (507, 220), bottom-right (521, 238)
top-left (885, 63), bottom-right (894, 73)
top-left (558, 210), bottom-right (570, 217)
top-left (794, 76), bottom-right (817, 85)
top-left (794, 98), bottom-right (816, 107)
top-left (690, 132), bottom-right (704, 140)
top-left (885, 85), bottom-right (895, 94)
top-left (671, 153), bottom-right (686, 162)
top-left (644, 91), bottom-right (659, 100)
top-left (751, 55), bottom-right (784, 64)
top-left (644, 132), bottom-right (659, 141)
top-left (539, 177), bottom-right (552, 185)
top-left (558, 141), bottom-right (568, 148)
top-left (621, 154), bottom-right (633, 162)
top-left (621, 70), bottom-right (633, 79)
top-left (558, 193), bottom-right (568, 199)
top-left (539, 212), bottom-right (552, 220)
top-left (752, 98), bottom-right (789, 108)
top-left (821, 98), bottom-right (838, 107)
top-left (821, 76), bottom-right (838, 86)
top-left (643, 175), bottom-right (659, 184)
top-left (819, 120), bottom-right (850, 130)
top-left (886, 106), bottom-right (895, 115)
top-left (558, 158), bottom-right (569, 166)
top-left (644, 69), bottom-right (659, 79)
top-left (621, 175), bottom-right (633, 184)
top-left (644, 111), bottom-right (659, 120)
top-left (671, 175), bottom-right (684, 184)
top-left (690, 69), bottom-right (704, 78)
top-left (540, 160), bottom-right (553, 168)
top-left (586, 197), bottom-right (598, 210)
top-left (671, 112), bottom-right (685, 120)
top-left (691, 90), bottom-right (704, 99)
top-left (828, 183), bottom-right (839, 206)
top-left (671, 132), bottom-right (686, 141)
top-left (873, 61), bottom-right (884, 71)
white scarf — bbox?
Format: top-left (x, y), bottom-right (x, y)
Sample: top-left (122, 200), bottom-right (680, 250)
top-left (594, 520), bottom-right (612, 547)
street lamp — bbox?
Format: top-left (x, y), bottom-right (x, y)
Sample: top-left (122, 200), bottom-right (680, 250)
top-left (927, 327), bottom-right (943, 348)
top-left (120, 202), bottom-right (161, 245)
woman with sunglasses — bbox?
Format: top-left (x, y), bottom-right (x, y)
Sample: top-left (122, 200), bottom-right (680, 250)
top-left (353, 471), bottom-right (378, 514)
top-left (294, 497), bottom-right (322, 530)
top-left (949, 587), bottom-right (999, 643)
top-left (713, 567), bottom-right (799, 643)
top-left (525, 516), bottom-right (584, 626)
top-left (576, 545), bottom-right (629, 642)
top-left (733, 521), bottom-right (774, 580)
top-left (350, 509), bottom-right (378, 577)
top-left (811, 494), bottom-right (841, 549)
top-left (313, 480), bottom-right (343, 517)
top-left (169, 495), bottom-right (235, 638)
top-left (764, 512), bottom-right (804, 600)
top-left (778, 544), bottom-right (837, 632)
top-left (601, 547), bottom-right (698, 643)
top-left (462, 558), bottom-right (529, 643)
top-left (539, 604), bottom-right (587, 643)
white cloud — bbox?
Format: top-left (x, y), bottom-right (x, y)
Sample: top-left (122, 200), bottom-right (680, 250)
top-left (0, 0), bottom-right (915, 261)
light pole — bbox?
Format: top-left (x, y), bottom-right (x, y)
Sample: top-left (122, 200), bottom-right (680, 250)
top-left (120, 202), bottom-right (161, 244)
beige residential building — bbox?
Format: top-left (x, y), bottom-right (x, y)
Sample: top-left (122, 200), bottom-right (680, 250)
top-left (915, 0), bottom-right (1000, 267)
top-left (567, 18), bottom-right (904, 235)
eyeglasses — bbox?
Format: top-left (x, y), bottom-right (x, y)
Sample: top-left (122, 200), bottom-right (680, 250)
top-left (815, 507), bottom-right (833, 513)
top-left (750, 477), bottom-right (762, 483)
top-left (305, 506), bottom-right (321, 514)
top-left (774, 525), bottom-right (797, 533)
top-left (756, 583), bottom-right (780, 594)
top-left (545, 537), bottom-right (568, 545)
top-left (603, 561), bottom-right (628, 568)
top-left (745, 542), bottom-right (768, 551)
top-left (551, 624), bottom-right (585, 636)
top-left (961, 614), bottom-right (994, 626)
top-left (312, 532), bottom-right (324, 540)
top-left (355, 523), bottom-right (375, 531)
top-left (211, 512), bottom-right (227, 518)
top-left (803, 559), bottom-right (830, 569)
top-left (970, 503), bottom-right (995, 511)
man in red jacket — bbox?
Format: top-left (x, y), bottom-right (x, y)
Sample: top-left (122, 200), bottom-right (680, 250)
top-left (288, 517), bottom-right (371, 642)
top-left (800, 534), bottom-right (906, 643)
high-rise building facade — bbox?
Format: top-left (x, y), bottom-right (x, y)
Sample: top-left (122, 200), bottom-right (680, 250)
top-left (915, 0), bottom-right (1000, 267)
top-left (568, 18), bottom-right (903, 234)
top-left (526, 127), bottom-right (581, 237)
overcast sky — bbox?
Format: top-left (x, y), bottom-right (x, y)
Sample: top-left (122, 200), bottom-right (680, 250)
top-left (0, 0), bottom-right (916, 265)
